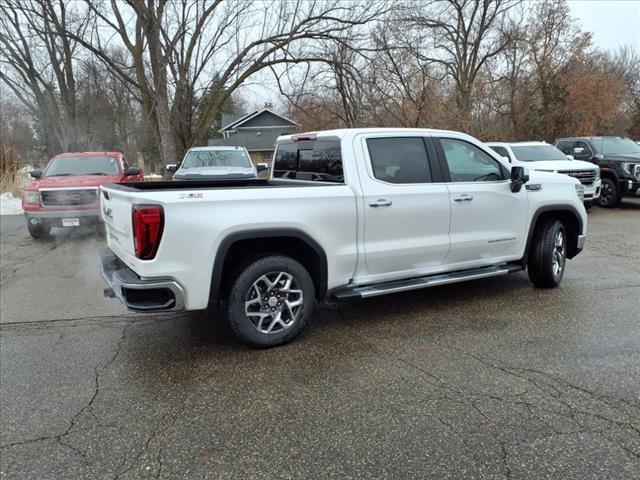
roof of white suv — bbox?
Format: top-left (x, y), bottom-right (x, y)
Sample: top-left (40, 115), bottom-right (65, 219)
top-left (487, 141), bottom-right (549, 147)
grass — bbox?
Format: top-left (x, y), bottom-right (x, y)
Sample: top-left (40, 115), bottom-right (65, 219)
top-left (0, 145), bottom-right (24, 197)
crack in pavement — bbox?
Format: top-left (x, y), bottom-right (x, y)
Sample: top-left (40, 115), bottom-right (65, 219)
top-left (0, 242), bottom-right (60, 287)
top-left (340, 318), bottom-right (640, 467)
top-left (0, 323), bottom-right (133, 457)
top-left (111, 394), bottom-right (188, 480)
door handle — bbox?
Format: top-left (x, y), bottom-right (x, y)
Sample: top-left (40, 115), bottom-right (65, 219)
top-left (369, 199), bottom-right (393, 207)
top-left (453, 194), bottom-right (474, 202)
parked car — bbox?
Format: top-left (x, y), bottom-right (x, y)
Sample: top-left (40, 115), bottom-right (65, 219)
top-left (23, 151), bottom-right (143, 238)
top-left (555, 136), bottom-right (640, 208)
top-left (100, 128), bottom-right (587, 347)
top-left (486, 141), bottom-right (601, 208)
top-left (166, 146), bottom-right (268, 180)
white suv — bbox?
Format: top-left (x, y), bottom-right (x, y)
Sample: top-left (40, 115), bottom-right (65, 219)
top-left (487, 141), bottom-right (601, 208)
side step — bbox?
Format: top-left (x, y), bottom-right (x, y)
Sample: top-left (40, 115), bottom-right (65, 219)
top-left (332, 264), bottom-right (523, 300)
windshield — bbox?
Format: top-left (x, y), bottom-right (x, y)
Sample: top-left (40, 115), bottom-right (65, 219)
top-left (181, 149), bottom-right (252, 169)
top-left (45, 156), bottom-right (119, 176)
top-left (594, 138), bottom-right (640, 155)
top-left (510, 145), bottom-right (567, 162)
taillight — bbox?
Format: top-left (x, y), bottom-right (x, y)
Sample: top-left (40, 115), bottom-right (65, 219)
top-left (132, 205), bottom-right (164, 260)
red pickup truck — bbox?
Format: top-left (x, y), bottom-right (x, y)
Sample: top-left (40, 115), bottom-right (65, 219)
top-left (23, 151), bottom-right (144, 238)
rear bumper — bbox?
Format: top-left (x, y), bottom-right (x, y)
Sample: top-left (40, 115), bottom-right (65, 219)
top-left (99, 248), bottom-right (185, 312)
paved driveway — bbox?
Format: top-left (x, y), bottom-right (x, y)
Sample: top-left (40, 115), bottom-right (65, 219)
top-left (1, 201), bottom-right (639, 479)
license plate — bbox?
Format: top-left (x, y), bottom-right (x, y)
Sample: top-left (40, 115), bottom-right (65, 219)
top-left (62, 218), bottom-right (80, 227)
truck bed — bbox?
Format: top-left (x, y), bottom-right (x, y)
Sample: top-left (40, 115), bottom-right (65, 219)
top-left (104, 178), bottom-right (330, 192)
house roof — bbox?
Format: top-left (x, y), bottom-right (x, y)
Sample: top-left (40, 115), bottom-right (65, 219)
top-left (220, 108), bottom-right (300, 131)
top-left (220, 113), bottom-right (245, 130)
top-left (208, 130), bottom-right (283, 151)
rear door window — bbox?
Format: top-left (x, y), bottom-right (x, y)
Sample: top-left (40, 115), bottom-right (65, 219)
top-left (366, 137), bottom-right (432, 184)
top-left (273, 140), bottom-right (343, 183)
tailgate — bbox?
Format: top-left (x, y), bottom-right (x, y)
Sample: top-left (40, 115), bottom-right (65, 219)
top-left (100, 186), bottom-right (136, 256)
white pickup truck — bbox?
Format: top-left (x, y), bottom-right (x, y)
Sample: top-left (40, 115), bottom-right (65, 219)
top-left (99, 128), bottom-right (587, 347)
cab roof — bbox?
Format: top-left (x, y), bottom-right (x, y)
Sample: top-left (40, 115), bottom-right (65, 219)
top-left (54, 151), bottom-right (122, 157)
top-left (277, 127), bottom-right (475, 142)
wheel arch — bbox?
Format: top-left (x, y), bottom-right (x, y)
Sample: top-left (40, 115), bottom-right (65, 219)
top-left (523, 205), bottom-right (584, 262)
top-left (599, 167), bottom-right (620, 183)
top-left (209, 229), bottom-right (328, 305)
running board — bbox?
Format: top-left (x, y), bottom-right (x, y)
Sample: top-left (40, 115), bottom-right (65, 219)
top-left (332, 264), bottom-right (523, 300)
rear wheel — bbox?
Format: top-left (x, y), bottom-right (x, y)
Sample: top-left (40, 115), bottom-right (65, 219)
top-left (528, 219), bottom-right (567, 288)
top-left (226, 255), bottom-right (315, 348)
top-left (27, 222), bottom-right (51, 239)
top-left (598, 178), bottom-right (621, 208)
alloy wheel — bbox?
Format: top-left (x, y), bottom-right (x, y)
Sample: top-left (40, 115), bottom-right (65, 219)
top-left (599, 182), bottom-right (613, 206)
top-left (244, 271), bottom-right (304, 334)
top-left (552, 230), bottom-right (566, 278)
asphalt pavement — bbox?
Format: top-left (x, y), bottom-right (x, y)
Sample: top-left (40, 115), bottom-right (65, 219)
top-left (1, 201), bottom-right (639, 479)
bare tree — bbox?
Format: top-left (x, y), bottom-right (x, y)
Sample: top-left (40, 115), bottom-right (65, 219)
top-left (364, 27), bottom-right (449, 128)
top-left (527, 0), bottom-right (592, 139)
top-left (0, 0), bottom-right (90, 154)
top-left (65, 0), bottom-right (385, 165)
top-left (404, 0), bottom-right (522, 130)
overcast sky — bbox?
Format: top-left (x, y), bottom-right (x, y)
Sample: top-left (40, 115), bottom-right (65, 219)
top-left (248, 1), bottom-right (640, 110)
top-left (567, 0), bottom-right (640, 52)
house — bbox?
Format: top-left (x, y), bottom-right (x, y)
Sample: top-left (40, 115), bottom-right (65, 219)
top-left (208, 105), bottom-right (300, 165)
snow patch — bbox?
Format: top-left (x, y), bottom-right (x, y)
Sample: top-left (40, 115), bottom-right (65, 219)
top-left (0, 192), bottom-right (23, 215)
top-left (1, 166), bottom-right (32, 215)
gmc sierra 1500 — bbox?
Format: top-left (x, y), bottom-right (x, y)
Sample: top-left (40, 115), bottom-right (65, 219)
top-left (99, 128), bottom-right (587, 347)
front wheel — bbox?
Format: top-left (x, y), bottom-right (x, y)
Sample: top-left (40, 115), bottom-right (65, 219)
top-left (226, 255), bottom-right (315, 348)
top-left (598, 178), bottom-right (621, 208)
top-left (528, 219), bottom-right (567, 288)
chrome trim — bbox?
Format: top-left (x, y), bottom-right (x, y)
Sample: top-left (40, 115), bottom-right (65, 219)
top-left (352, 265), bottom-right (517, 298)
top-left (577, 234), bottom-right (586, 250)
top-left (39, 187), bottom-right (99, 208)
top-left (99, 248), bottom-right (185, 312)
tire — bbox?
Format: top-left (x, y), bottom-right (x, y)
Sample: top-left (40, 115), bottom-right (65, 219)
top-left (527, 219), bottom-right (567, 288)
top-left (584, 201), bottom-right (592, 210)
top-left (226, 255), bottom-right (315, 348)
top-left (598, 178), bottom-right (621, 208)
top-left (27, 222), bottom-right (51, 239)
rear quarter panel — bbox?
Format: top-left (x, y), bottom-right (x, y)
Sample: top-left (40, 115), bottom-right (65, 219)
top-left (102, 184), bottom-right (357, 310)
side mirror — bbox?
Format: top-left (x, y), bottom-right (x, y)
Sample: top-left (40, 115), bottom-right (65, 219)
top-left (30, 169), bottom-right (42, 179)
top-left (166, 164), bottom-right (178, 173)
top-left (510, 166), bottom-right (529, 192)
top-left (566, 155), bottom-right (574, 160)
top-left (124, 167), bottom-right (141, 176)
top-left (256, 163), bottom-right (268, 173)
